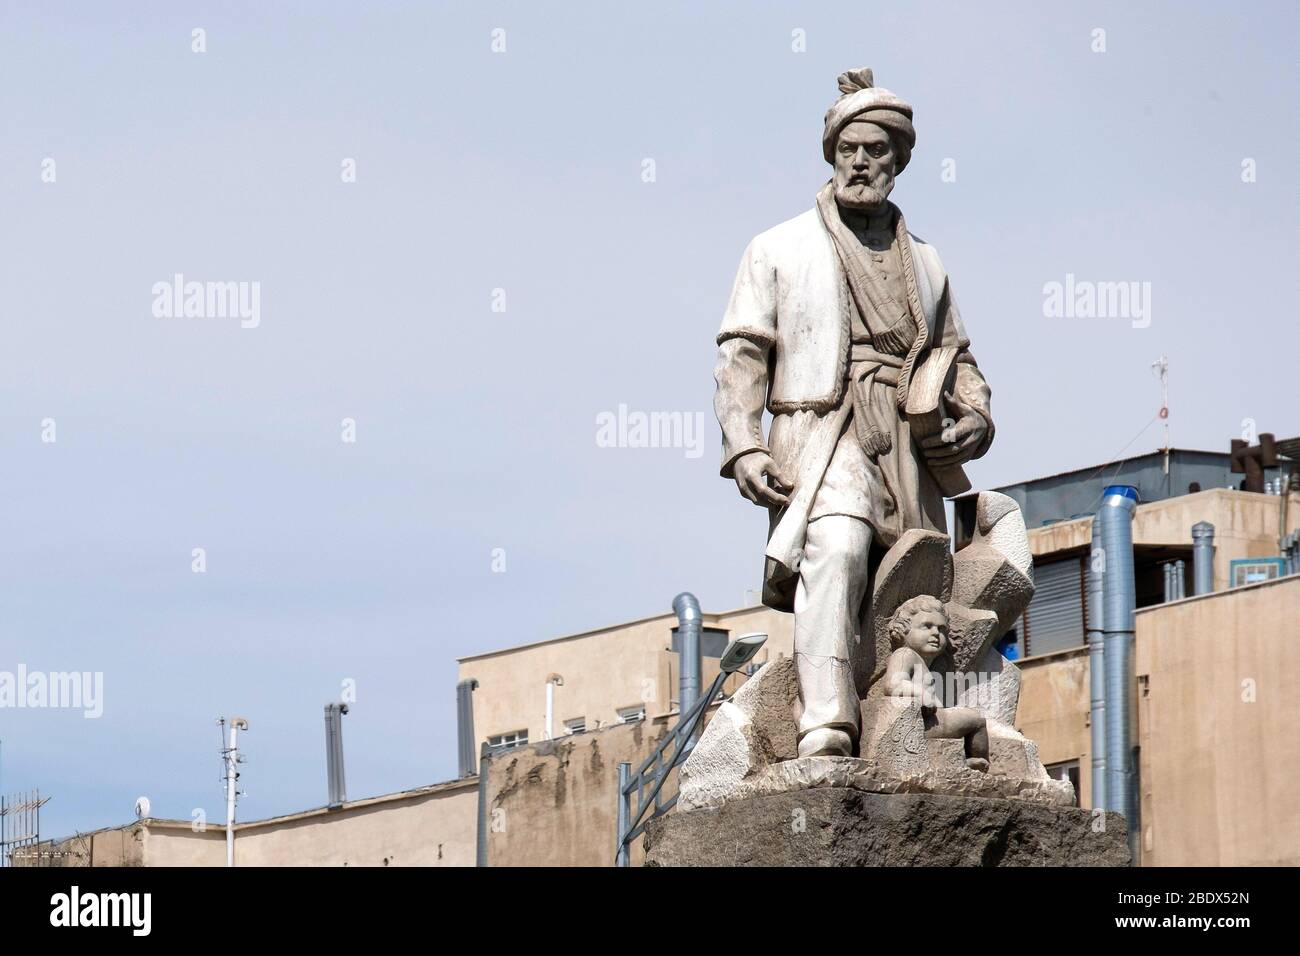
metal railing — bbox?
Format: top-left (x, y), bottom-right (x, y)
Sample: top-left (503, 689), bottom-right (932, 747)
top-left (615, 669), bottom-right (728, 867)
top-left (614, 629), bottom-right (767, 867)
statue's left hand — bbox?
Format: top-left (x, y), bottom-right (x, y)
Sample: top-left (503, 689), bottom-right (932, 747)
top-left (919, 395), bottom-right (986, 466)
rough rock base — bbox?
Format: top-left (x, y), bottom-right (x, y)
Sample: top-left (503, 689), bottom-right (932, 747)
top-left (644, 788), bottom-right (1130, 867)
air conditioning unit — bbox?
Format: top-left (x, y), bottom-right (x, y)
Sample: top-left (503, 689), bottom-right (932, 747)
top-left (1228, 557), bottom-right (1288, 588)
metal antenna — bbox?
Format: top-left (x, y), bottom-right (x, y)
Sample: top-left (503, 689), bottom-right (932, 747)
top-left (1151, 356), bottom-right (1169, 476)
top-left (219, 716), bottom-right (249, 867)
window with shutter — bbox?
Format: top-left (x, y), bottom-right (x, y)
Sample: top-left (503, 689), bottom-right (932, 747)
top-left (1023, 557), bottom-right (1085, 657)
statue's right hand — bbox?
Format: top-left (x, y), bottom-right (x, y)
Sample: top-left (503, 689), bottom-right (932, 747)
top-left (733, 452), bottom-right (793, 508)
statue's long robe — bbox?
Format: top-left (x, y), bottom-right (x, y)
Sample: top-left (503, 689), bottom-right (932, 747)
top-left (713, 203), bottom-right (994, 611)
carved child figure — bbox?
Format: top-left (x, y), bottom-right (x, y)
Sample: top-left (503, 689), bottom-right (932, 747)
top-left (881, 595), bottom-right (990, 772)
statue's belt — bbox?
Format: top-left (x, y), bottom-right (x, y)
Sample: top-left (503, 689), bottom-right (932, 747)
top-left (849, 344), bottom-right (903, 383)
top-left (847, 345), bottom-right (904, 457)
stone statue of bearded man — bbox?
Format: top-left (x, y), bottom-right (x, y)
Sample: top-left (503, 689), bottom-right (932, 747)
top-left (713, 68), bottom-right (995, 759)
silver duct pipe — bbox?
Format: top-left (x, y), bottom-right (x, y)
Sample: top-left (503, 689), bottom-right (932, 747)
top-left (1086, 514), bottom-right (1106, 811)
top-left (1174, 559), bottom-right (1186, 599)
top-left (1278, 474), bottom-right (1292, 565)
top-left (1161, 562), bottom-right (1173, 603)
top-left (1100, 485), bottom-right (1138, 851)
top-left (1192, 522), bottom-right (1215, 596)
top-left (544, 673), bottom-right (564, 740)
top-left (457, 678), bottom-right (480, 778)
top-left (476, 742), bottom-right (490, 867)
top-left (324, 702), bottom-right (349, 808)
top-left (673, 593), bottom-right (703, 738)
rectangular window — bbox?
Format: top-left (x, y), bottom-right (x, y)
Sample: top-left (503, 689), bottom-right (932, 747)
top-left (1045, 759), bottom-right (1081, 807)
top-left (616, 705), bottom-right (646, 724)
top-left (671, 626), bottom-right (729, 659)
top-left (487, 730), bottom-right (528, 753)
top-left (563, 717), bottom-right (586, 735)
top-left (1022, 557), bottom-right (1085, 657)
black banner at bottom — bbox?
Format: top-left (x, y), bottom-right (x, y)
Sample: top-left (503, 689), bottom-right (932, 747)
top-left (1, 864), bottom-right (1274, 940)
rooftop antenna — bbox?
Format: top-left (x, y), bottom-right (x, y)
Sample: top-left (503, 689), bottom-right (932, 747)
top-left (1151, 356), bottom-right (1169, 478)
top-left (218, 716), bottom-right (249, 867)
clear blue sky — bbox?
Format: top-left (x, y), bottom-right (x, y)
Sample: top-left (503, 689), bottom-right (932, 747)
top-left (2, 1), bottom-right (1296, 838)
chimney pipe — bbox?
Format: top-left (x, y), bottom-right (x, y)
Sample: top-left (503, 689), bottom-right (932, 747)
top-left (673, 593), bottom-right (703, 740)
top-left (1192, 522), bottom-right (1215, 595)
top-left (1100, 485), bottom-right (1138, 855)
top-left (1162, 562), bottom-right (1173, 603)
top-left (544, 674), bottom-right (564, 740)
top-left (1173, 559), bottom-right (1186, 599)
top-left (324, 703), bottom-right (348, 808)
top-left (457, 678), bottom-right (479, 778)
top-left (1086, 514), bottom-right (1106, 811)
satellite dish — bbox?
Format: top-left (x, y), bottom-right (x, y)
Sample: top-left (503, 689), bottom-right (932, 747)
top-left (134, 796), bottom-right (151, 819)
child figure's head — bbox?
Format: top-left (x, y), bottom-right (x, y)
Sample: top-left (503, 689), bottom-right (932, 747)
top-left (888, 595), bottom-right (949, 663)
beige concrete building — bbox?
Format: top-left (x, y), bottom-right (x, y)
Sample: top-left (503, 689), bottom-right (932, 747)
top-left (458, 603), bottom-right (793, 754)
top-left (18, 778), bottom-right (477, 867)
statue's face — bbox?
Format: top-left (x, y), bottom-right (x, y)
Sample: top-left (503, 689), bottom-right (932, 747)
top-left (833, 121), bottom-right (896, 211)
top-left (904, 609), bottom-right (949, 660)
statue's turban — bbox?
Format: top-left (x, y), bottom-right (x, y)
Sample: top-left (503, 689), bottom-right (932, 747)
top-left (822, 68), bottom-right (915, 172)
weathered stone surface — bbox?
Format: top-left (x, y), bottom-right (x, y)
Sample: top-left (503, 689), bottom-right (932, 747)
top-left (856, 697), bottom-right (1073, 805)
top-left (950, 491), bottom-right (1035, 643)
top-left (677, 657), bottom-right (798, 811)
top-left (859, 695), bottom-right (929, 779)
top-left (644, 788), bottom-right (1130, 867)
top-left (683, 655), bottom-right (1066, 811)
top-left (685, 750), bottom-right (1074, 810)
top-left (951, 645), bottom-right (1021, 726)
top-left (941, 604), bottom-right (1001, 677)
top-left (866, 495), bottom-right (1033, 689)
top-left (868, 529), bottom-right (953, 687)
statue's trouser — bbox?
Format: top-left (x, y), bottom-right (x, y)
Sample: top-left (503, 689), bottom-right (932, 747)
top-left (794, 514), bottom-right (873, 744)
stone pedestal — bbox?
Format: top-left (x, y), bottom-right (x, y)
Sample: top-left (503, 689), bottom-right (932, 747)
top-left (644, 789), bottom-right (1130, 867)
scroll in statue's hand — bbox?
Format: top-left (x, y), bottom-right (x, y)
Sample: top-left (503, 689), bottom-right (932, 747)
top-left (919, 392), bottom-right (987, 467)
top-left (733, 452), bottom-right (793, 509)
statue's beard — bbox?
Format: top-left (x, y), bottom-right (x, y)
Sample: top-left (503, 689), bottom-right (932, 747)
top-left (834, 174), bottom-right (894, 211)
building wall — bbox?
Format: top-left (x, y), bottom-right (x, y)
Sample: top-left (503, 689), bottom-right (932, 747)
top-left (482, 716), bottom-right (675, 867)
top-left (1025, 489), bottom-right (1298, 591)
top-left (229, 783), bottom-right (478, 867)
top-left (1014, 649), bottom-right (1092, 804)
top-left (1135, 575), bottom-right (1300, 866)
top-left (142, 825), bottom-right (226, 866)
top-left (459, 604), bottom-right (791, 752)
top-left (28, 781), bottom-right (479, 867)
top-left (13, 825), bottom-right (147, 867)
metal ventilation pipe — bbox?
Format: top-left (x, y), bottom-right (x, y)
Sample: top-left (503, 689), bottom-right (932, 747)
top-left (1086, 514), bottom-right (1106, 811)
top-left (673, 593), bottom-right (703, 738)
top-left (1174, 559), bottom-right (1186, 600)
top-left (1100, 485), bottom-right (1138, 843)
top-left (1192, 522), bottom-right (1215, 595)
top-left (457, 678), bottom-right (480, 778)
top-left (1161, 562), bottom-right (1173, 603)
top-left (324, 703), bottom-right (349, 808)
top-left (544, 673), bottom-right (564, 740)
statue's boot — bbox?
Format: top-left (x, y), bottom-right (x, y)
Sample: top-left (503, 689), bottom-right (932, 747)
top-left (797, 727), bottom-right (853, 758)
